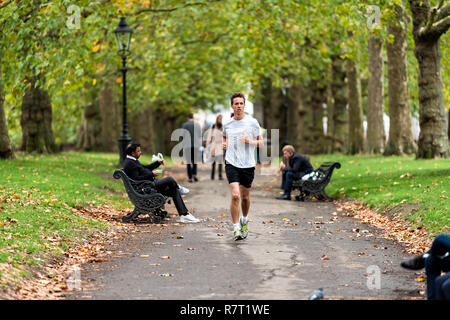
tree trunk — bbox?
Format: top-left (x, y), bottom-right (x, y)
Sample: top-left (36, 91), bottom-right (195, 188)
top-left (346, 57), bottom-right (365, 154)
top-left (0, 67), bottom-right (14, 159)
top-left (301, 83), bottom-right (314, 154)
top-left (384, 5), bottom-right (417, 155)
top-left (308, 79), bottom-right (326, 154)
top-left (252, 93), bottom-right (264, 125)
top-left (414, 40), bottom-right (449, 158)
top-left (325, 64), bottom-right (334, 153)
top-left (330, 54), bottom-right (348, 153)
top-left (77, 102), bottom-right (102, 151)
top-left (149, 107), bottom-right (180, 156)
top-left (291, 83), bottom-right (307, 154)
top-left (448, 110), bottom-right (450, 141)
top-left (20, 78), bottom-right (57, 153)
top-left (367, 34), bottom-right (386, 154)
top-left (129, 108), bottom-right (154, 154)
top-left (409, 0), bottom-right (450, 158)
top-left (260, 80), bottom-right (282, 153)
top-left (99, 79), bottom-right (120, 152)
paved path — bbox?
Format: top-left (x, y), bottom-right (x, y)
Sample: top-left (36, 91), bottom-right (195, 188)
top-left (67, 164), bottom-right (424, 300)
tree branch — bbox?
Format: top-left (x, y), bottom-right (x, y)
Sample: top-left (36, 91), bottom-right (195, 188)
top-left (0, 0), bottom-right (13, 10)
top-left (437, 2), bottom-right (450, 21)
top-left (181, 30), bottom-right (231, 45)
top-left (429, 15), bottom-right (450, 37)
top-left (420, 6), bottom-right (438, 36)
top-left (134, 0), bottom-right (223, 16)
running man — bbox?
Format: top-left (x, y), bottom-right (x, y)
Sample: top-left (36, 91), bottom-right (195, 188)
top-left (222, 92), bottom-right (264, 241)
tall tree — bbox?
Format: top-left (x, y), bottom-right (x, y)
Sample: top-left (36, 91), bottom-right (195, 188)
top-left (20, 77), bottom-right (57, 153)
top-left (308, 79), bottom-right (327, 154)
top-left (0, 64), bottom-right (14, 159)
top-left (346, 31), bottom-right (365, 154)
top-left (367, 32), bottom-right (386, 154)
top-left (384, 4), bottom-right (417, 155)
top-left (330, 54), bottom-right (348, 153)
top-left (408, 0), bottom-right (450, 158)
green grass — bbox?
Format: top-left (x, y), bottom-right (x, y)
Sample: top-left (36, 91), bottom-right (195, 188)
top-left (1, 151), bottom-right (448, 285)
top-left (308, 154), bottom-right (450, 235)
top-left (0, 151), bottom-right (168, 285)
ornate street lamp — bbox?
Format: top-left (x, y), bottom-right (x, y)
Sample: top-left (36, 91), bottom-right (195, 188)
top-left (281, 80), bottom-right (290, 148)
top-left (114, 17), bottom-right (134, 166)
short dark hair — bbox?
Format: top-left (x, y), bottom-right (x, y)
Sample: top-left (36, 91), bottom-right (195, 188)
top-left (126, 142), bottom-right (140, 155)
top-left (230, 92), bottom-right (245, 105)
top-left (187, 113), bottom-right (194, 119)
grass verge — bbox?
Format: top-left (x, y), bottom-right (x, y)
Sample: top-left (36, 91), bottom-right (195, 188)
top-left (0, 151), bottom-right (167, 287)
top-left (309, 154), bottom-right (449, 236)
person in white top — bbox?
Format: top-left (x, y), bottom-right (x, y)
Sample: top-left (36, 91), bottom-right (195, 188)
top-left (222, 92), bottom-right (263, 241)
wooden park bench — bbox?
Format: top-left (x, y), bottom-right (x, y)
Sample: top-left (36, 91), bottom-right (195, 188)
top-left (291, 162), bottom-right (341, 201)
top-left (113, 169), bottom-right (168, 223)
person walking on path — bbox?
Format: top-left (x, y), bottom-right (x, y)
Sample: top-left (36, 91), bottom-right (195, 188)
top-left (206, 114), bottom-right (224, 180)
top-left (222, 92), bottom-right (263, 241)
top-left (182, 113), bottom-right (202, 183)
top-left (123, 142), bottom-right (200, 223)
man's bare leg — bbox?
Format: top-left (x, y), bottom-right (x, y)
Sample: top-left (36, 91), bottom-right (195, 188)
top-left (240, 185), bottom-right (251, 218)
top-left (229, 182), bottom-right (241, 224)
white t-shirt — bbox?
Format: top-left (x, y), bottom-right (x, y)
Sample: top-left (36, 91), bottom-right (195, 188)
top-left (223, 115), bottom-right (262, 168)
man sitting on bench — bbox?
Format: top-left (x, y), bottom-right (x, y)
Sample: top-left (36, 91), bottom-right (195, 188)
top-left (276, 145), bottom-right (313, 200)
top-left (123, 142), bottom-right (200, 223)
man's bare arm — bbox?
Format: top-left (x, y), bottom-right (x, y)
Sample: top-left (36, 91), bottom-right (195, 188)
top-left (222, 135), bottom-right (227, 150)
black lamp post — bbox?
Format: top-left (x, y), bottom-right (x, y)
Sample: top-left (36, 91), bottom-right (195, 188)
top-left (114, 17), bottom-right (134, 167)
top-left (281, 81), bottom-right (290, 148)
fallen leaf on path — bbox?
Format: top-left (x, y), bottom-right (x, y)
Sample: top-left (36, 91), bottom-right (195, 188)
top-left (152, 242), bottom-right (165, 245)
top-left (416, 276), bottom-right (426, 282)
top-left (176, 235), bottom-right (184, 239)
top-left (321, 255), bottom-right (329, 260)
top-left (140, 255), bottom-right (149, 258)
top-left (160, 256), bottom-right (170, 259)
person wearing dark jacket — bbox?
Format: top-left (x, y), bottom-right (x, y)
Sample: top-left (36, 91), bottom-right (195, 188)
top-left (276, 145), bottom-right (313, 200)
top-left (182, 113), bottom-right (202, 182)
top-left (123, 142), bottom-right (200, 223)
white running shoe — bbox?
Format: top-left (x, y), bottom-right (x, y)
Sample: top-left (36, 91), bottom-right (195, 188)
top-left (178, 185), bottom-right (190, 195)
top-left (180, 213), bottom-right (200, 223)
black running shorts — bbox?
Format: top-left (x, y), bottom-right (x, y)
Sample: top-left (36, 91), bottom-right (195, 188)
top-left (225, 163), bottom-right (255, 188)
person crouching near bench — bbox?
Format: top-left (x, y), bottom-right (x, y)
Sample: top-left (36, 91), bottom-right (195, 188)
top-left (123, 142), bottom-right (200, 223)
top-left (276, 145), bottom-right (313, 200)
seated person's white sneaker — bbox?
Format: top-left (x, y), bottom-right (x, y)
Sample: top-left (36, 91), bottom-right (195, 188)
top-left (178, 185), bottom-right (189, 195)
top-left (180, 213), bottom-right (200, 223)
